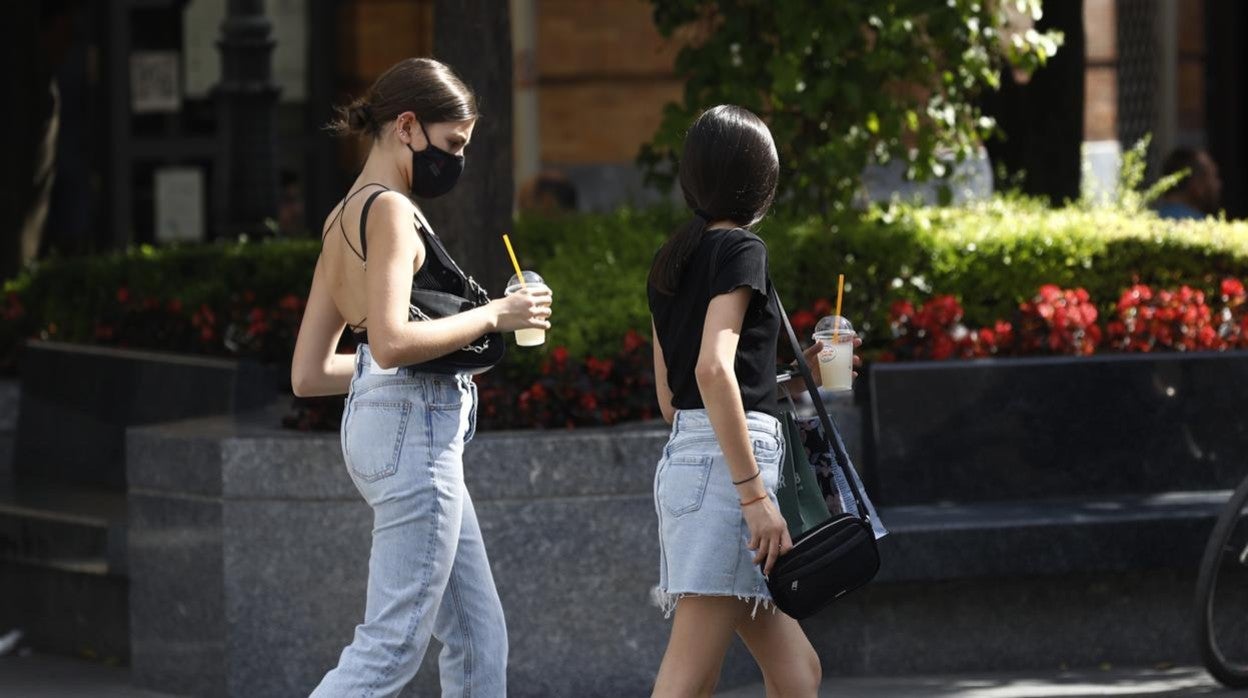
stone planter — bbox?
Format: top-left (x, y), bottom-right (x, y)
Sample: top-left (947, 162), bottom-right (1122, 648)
top-left (126, 403), bottom-right (867, 698)
top-left (16, 340), bottom-right (280, 490)
top-left (866, 351), bottom-right (1248, 505)
top-left (0, 379), bottom-right (17, 487)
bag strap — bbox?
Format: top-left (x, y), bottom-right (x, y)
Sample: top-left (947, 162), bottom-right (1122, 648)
top-left (412, 203), bottom-right (492, 304)
top-left (356, 187), bottom-right (391, 262)
top-left (770, 285), bottom-right (870, 521)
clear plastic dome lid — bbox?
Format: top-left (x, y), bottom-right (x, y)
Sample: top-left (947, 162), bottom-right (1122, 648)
top-left (506, 270), bottom-right (545, 290)
top-left (812, 315), bottom-right (854, 339)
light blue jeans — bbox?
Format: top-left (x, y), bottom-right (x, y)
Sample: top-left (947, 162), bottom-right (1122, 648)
top-left (311, 345), bottom-right (507, 698)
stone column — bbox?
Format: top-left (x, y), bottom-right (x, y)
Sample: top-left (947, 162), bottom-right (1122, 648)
top-left (216, 0), bottom-right (279, 237)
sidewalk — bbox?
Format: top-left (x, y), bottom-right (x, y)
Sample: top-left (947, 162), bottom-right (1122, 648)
top-left (0, 653), bottom-right (1234, 697)
top-left (721, 666), bottom-right (1228, 697)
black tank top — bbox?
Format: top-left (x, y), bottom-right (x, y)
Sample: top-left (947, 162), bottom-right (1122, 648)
top-left (324, 183), bottom-right (465, 342)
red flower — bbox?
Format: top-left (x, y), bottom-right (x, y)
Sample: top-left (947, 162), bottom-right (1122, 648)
top-left (167, 298), bottom-right (183, 314)
top-left (116, 287), bottom-right (130, 304)
top-left (585, 356), bottom-right (614, 381)
top-left (551, 346), bottom-right (569, 365)
top-left (889, 300), bottom-right (916, 322)
top-left (791, 310), bottom-right (817, 335)
top-left (622, 329), bottom-right (646, 353)
top-left (279, 294), bottom-right (303, 312)
top-left (1221, 278), bottom-right (1245, 302)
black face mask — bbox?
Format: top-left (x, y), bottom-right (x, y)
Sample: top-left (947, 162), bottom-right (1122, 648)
top-left (407, 122), bottom-right (465, 199)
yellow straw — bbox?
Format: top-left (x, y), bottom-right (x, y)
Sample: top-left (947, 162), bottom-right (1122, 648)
top-left (502, 234), bottom-right (527, 289)
top-left (832, 274), bottom-right (845, 342)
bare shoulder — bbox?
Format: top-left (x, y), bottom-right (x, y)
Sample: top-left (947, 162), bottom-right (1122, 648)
top-left (362, 190), bottom-right (415, 230)
top-left (361, 191), bottom-right (424, 255)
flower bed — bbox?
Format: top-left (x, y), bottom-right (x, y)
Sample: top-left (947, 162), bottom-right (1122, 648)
top-left (864, 278), bottom-right (1248, 360)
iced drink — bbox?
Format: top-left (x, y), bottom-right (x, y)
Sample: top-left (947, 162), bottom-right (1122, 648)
top-left (813, 316), bottom-right (855, 391)
top-left (505, 271), bottom-right (549, 347)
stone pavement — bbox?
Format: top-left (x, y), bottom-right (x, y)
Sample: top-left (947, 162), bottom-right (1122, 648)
top-left (0, 653), bottom-right (1236, 697)
top-left (721, 667), bottom-right (1230, 698)
top-left (0, 653), bottom-right (176, 697)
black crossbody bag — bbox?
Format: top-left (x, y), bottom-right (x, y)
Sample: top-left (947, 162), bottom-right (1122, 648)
top-left (764, 284), bottom-right (880, 619)
top-left (357, 188), bottom-right (505, 372)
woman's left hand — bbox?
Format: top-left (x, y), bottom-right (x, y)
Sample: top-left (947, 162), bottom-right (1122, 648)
top-left (802, 337), bottom-right (865, 378)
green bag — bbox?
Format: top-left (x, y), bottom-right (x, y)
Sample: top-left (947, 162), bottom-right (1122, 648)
top-left (777, 412), bottom-right (832, 540)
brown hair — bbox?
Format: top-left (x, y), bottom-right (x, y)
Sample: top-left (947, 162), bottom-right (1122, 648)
top-left (327, 58), bottom-right (478, 139)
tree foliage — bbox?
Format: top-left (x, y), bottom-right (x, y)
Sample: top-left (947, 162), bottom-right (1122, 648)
top-left (640, 0), bottom-right (1063, 213)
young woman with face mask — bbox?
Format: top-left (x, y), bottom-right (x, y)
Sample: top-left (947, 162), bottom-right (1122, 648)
top-left (291, 57), bottom-right (551, 697)
top-left (647, 105), bottom-right (829, 697)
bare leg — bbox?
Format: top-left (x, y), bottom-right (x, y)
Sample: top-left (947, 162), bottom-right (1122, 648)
top-left (736, 610), bottom-right (821, 698)
top-left (652, 596), bottom-right (752, 698)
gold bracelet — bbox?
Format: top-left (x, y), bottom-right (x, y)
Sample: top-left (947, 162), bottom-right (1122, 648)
top-left (739, 493), bottom-right (769, 507)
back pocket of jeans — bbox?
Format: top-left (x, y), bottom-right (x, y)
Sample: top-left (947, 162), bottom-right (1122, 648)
top-left (344, 400), bottom-right (413, 482)
top-left (658, 455), bottom-right (714, 517)
top-left (752, 436), bottom-right (783, 468)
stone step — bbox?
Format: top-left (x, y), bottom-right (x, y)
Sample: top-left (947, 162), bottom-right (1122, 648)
top-left (0, 486), bottom-right (126, 575)
top-left (876, 490), bottom-right (1228, 582)
top-left (793, 491), bottom-right (1233, 676)
top-left (0, 558), bottom-right (130, 663)
top-left (0, 485), bottom-right (130, 661)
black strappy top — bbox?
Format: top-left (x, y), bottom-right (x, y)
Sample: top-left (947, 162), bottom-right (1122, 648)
top-left (325, 183), bottom-right (464, 343)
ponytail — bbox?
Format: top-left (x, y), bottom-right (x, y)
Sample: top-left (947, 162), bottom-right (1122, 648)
top-left (648, 209), bottom-right (712, 295)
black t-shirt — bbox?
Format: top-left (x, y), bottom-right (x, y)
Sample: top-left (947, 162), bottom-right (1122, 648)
top-left (648, 227), bottom-right (780, 417)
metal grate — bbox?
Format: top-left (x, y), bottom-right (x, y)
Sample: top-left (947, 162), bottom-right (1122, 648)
top-left (1116, 0), bottom-right (1163, 176)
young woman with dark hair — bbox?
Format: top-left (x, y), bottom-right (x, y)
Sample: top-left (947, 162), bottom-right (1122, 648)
top-left (648, 105), bottom-right (836, 697)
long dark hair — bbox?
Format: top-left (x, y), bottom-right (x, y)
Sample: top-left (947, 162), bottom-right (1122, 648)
top-left (648, 105), bottom-right (779, 295)
top-left (327, 58), bottom-right (478, 138)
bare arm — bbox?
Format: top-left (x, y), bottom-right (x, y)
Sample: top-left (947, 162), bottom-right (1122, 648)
top-left (651, 318), bottom-right (676, 424)
top-left (696, 287), bottom-right (792, 574)
top-left (291, 258), bottom-right (355, 397)
top-left (695, 288), bottom-right (766, 492)
top-left (362, 193), bottom-right (551, 369)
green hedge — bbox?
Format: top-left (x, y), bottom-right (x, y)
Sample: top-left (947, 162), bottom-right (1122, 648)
top-left (6, 199), bottom-right (1248, 371)
top-left (776, 199), bottom-right (1248, 343)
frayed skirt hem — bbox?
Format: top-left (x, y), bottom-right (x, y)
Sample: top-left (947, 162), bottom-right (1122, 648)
top-left (650, 586), bottom-right (775, 620)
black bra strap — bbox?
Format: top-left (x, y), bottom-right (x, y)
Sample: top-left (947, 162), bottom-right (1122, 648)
top-left (357, 187), bottom-right (390, 263)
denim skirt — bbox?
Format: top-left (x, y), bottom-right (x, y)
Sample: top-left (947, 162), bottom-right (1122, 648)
top-left (652, 409), bottom-right (784, 617)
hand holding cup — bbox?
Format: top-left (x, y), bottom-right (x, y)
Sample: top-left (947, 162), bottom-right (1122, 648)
top-left (503, 271), bottom-right (552, 346)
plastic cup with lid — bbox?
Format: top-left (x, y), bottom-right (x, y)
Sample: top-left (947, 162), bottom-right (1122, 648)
top-left (504, 271), bottom-right (550, 347)
top-left (811, 315), bottom-right (856, 391)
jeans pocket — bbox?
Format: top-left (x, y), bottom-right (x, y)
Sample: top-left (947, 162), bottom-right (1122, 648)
top-left (343, 399), bottom-right (413, 482)
top-left (752, 435), bottom-right (783, 468)
top-left (658, 454), bottom-right (714, 517)
top-left (426, 377), bottom-right (463, 411)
